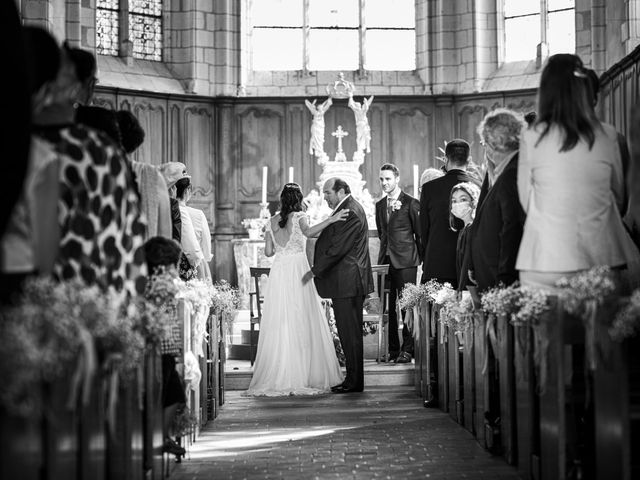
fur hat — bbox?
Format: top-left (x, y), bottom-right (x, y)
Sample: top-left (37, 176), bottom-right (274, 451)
top-left (158, 162), bottom-right (190, 189)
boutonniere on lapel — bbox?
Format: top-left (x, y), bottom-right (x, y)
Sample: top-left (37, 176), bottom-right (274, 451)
top-left (390, 199), bottom-right (402, 211)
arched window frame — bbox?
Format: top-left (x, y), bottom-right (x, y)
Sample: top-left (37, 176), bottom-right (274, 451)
top-left (247, 0), bottom-right (417, 73)
top-left (499, 0), bottom-right (575, 64)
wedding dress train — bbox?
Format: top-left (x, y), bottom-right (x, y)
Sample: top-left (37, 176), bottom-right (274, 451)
top-left (245, 212), bottom-right (343, 396)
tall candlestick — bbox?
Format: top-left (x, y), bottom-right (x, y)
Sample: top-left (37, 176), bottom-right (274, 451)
top-left (261, 166), bottom-right (268, 204)
top-left (413, 164), bottom-right (419, 198)
top-left (288, 166), bottom-right (294, 183)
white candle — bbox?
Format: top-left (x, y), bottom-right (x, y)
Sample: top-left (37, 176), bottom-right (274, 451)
top-left (288, 166), bottom-right (294, 183)
top-left (413, 164), bottom-right (419, 198)
top-left (261, 166), bottom-right (268, 204)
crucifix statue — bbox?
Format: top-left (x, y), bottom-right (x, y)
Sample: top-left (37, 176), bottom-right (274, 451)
top-left (331, 125), bottom-right (349, 162)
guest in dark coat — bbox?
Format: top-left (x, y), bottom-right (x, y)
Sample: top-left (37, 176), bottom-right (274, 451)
top-left (461, 109), bottom-right (526, 293)
top-left (420, 139), bottom-right (479, 285)
top-left (304, 178), bottom-right (373, 393)
top-left (375, 163), bottom-right (421, 363)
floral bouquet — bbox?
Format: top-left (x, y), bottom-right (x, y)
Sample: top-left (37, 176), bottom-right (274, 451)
top-left (133, 267), bottom-right (187, 347)
top-left (439, 291), bottom-right (475, 331)
top-left (211, 280), bottom-right (240, 336)
top-left (431, 282), bottom-right (456, 305)
top-left (0, 278), bottom-right (83, 415)
top-left (481, 283), bottom-right (549, 326)
top-left (398, 283), bottom-right (427, 311)
top-left (556, 265), bottom-right (618, 317)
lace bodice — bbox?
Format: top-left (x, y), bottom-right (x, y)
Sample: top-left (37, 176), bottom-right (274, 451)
top-left (266, 212), bottom-right (307, 257)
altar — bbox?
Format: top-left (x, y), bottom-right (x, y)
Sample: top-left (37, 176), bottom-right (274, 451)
top-left (236, 73), bottom-right (385, 307)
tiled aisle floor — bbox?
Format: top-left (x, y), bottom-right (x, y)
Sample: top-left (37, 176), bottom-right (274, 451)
top-left (171, 386), bottom-right (520, 480)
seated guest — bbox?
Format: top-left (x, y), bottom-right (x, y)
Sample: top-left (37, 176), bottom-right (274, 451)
top-left (517, 54), bottom-right (639, 290)
top-left (462, 108), bottom-right (526, 292)
top-left (449, 182), bottom-right (480, 289)
top-left (143, 236), bottom-right (187, 457)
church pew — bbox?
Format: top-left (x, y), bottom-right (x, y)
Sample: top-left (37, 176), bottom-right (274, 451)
top-left (107, 377), bottom-right (144, 480)
top-left (496, 314), bottom-right (516, 465)
top-left (592, 302), bottom-right (636, 480)
top-left (448, 326), bottom-right (462, 423)
top-left (0, 405), bottom-right (43, 480)
top-left (513, 323), bottom-right (539, 480)
top-left (143, 349), bottom-right (164, 480)
top-left (78, 371), bottom-right (106, 480)
top-left (434, 306), bottom-right (449, 413)
top-left (424, 301), bottom-right (437, 406)
top-left (537, 299), bottom-right (585, 480)
top-left (43, 378), bottom-right (79, 480)
top-left (461, 323), bottom-right (475, 434)
top-left (413, 302), bottom-right (427, 398)
top-left (473, 312), bottom-right (488, 448)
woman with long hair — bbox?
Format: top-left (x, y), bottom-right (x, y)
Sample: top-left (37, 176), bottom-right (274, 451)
top-left (516, 53), bottom-right (639, 289)
top-left (246, 183), bottom-right (349, 396)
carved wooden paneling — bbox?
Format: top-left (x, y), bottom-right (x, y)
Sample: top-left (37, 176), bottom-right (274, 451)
top-left (455, 103), bottom-right (489, 170)
top-left (92, 94), bottom-right (117, 110)
top-left (286, 104), bottom-right (308, 186)
top-left (386, 105), bottom-right (434, 199)
top-left (236, 105), bottom-right (285, 221)
top-left (169, 103), bottom-right (182, 164)
top-left (133, 99), bottom-right (167, 167)
top-left (184, 104), bottom-right (215, 221)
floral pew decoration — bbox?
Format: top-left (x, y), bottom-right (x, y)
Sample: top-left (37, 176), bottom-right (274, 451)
top-left (554, 266), bottom-right (625, 371)
top-left (210, 279), bottom-right (240, 344)
top-left (399, 280), bottom-right (476, 343)
top-left (480, 282), bottom-right (551, 389)
top-left (0, 278), bottom-right (147, 418)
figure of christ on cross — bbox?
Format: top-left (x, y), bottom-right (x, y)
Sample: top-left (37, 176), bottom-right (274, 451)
top-left (332, 125), bottom-right (349, 162)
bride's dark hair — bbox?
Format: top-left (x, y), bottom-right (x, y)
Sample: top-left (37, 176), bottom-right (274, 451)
top-left (279, 183), bottom-right (304, 228)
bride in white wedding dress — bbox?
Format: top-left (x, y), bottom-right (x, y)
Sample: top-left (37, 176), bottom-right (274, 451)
top-left (245, 183), bottom-right (347, 396)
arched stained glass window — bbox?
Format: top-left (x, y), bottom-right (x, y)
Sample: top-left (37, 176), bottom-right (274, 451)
top-left (96, 0), bottom-right (163, 61)
top-left (96, 0), bottom-right (120, 56)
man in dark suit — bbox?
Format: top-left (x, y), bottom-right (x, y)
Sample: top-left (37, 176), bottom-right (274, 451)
top-left (303, 178), bottom-right (373, 393)
top-left (375, 164), bottom-right (421, 363)
top-left (420, 139), bottom-right (479, 286)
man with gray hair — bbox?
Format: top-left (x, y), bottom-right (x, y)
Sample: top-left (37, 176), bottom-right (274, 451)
top-left (303, 178), bottom-right (373, 393)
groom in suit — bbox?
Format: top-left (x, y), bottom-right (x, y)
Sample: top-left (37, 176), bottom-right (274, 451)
top-left (375, 163), bottom-right (422, 363)
top-left (303, 178), bottom-right (373, 393)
